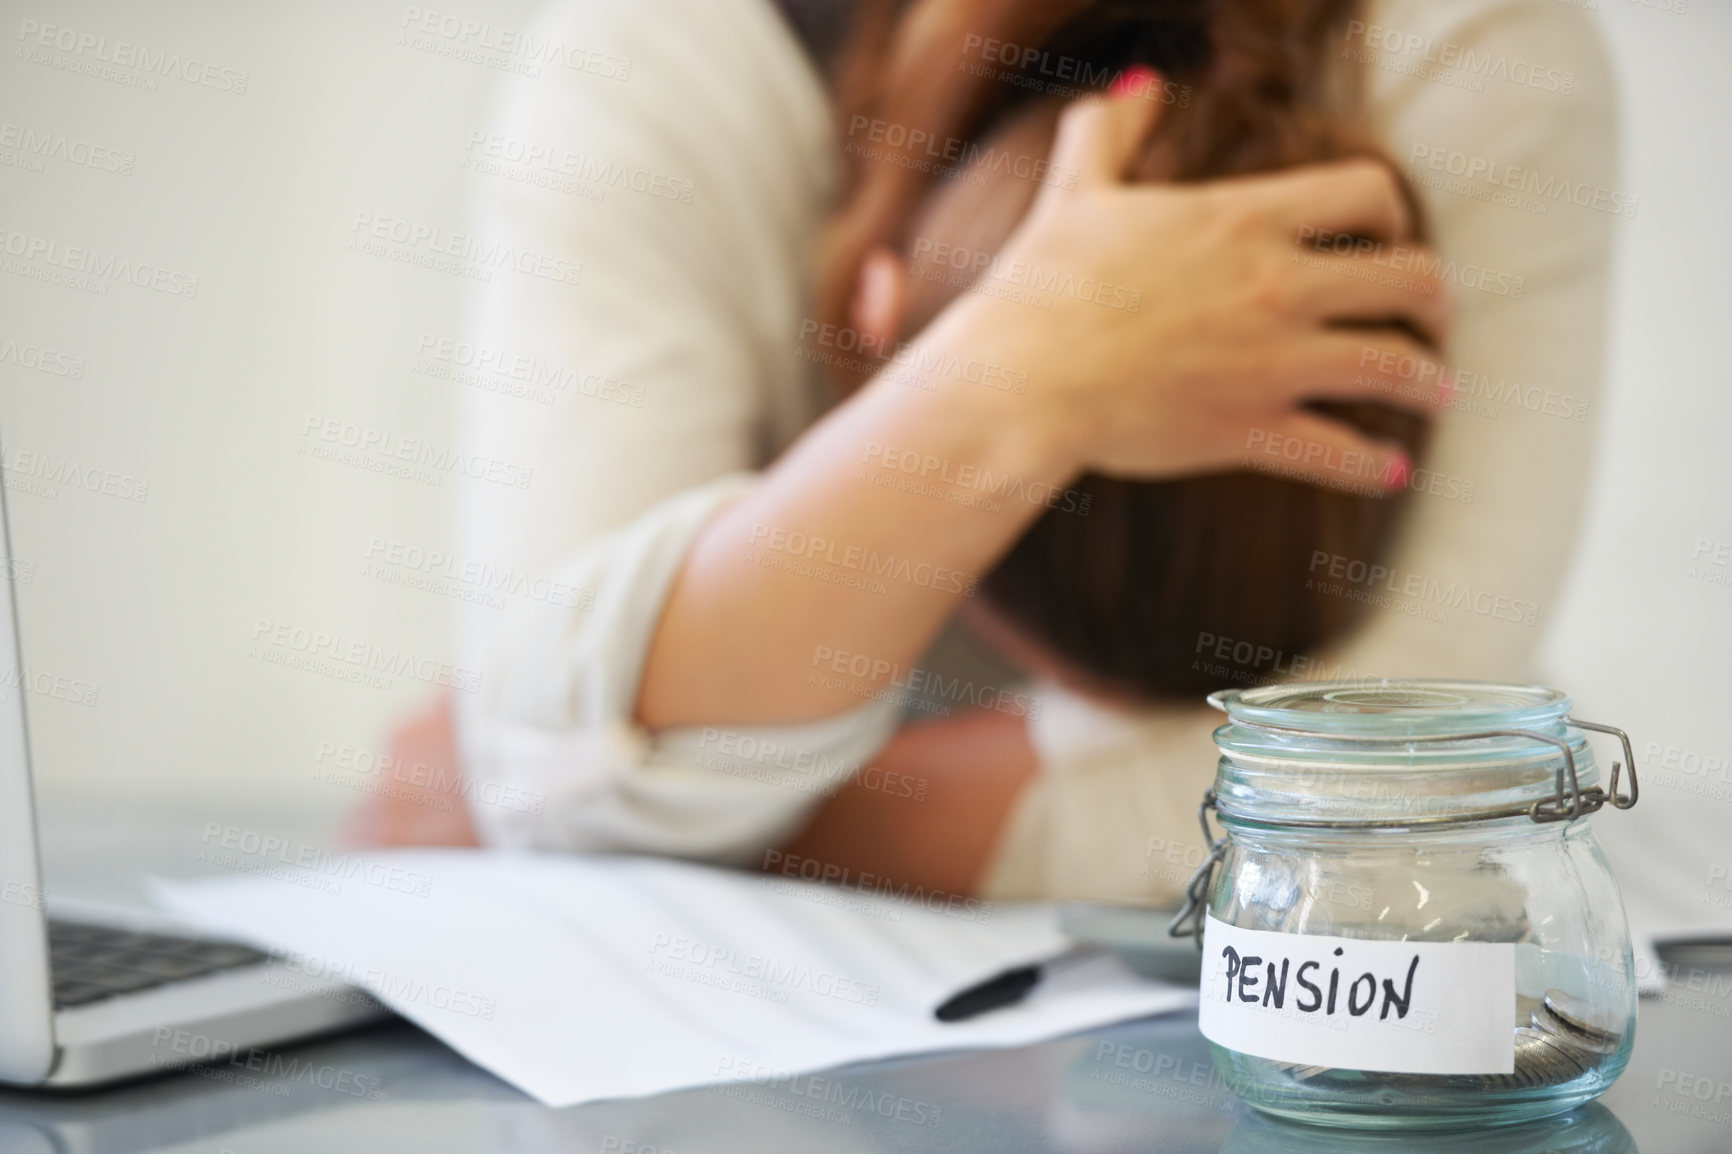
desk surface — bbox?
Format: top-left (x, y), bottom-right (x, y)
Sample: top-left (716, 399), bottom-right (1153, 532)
top-left (5, 807), bottom-right (1729, 1153)
top-left (0, 968), bottom-right (1726, 1152)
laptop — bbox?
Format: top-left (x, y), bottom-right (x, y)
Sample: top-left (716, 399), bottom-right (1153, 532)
top-left (0, 471), bottom-right (385, 1088)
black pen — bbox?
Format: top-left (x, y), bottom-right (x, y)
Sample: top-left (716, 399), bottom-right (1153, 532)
top-left (933, 947), bottom-right (1102, 1022)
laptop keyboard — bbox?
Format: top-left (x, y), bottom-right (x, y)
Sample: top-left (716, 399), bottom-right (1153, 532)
top-left (48, 920), bottom-right (271, 1010)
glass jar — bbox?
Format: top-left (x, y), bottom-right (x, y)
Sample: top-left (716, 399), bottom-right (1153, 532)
top-left (1169, 680), bottom-right (1641, 1130)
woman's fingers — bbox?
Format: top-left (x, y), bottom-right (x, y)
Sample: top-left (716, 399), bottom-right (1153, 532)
top-left (1246, 411), bottom-right (1411, 496)
top-left (1236, 158), bottom-right (1415, 246)
top-left (1288, 249), bottom-right (1452, 348)
top-left (1288, 332), bottom-right (1452, 411)
top-left (1044, 69), bottom-right (1166, 192)
top-left (850, 245), bottom-right (906, 349)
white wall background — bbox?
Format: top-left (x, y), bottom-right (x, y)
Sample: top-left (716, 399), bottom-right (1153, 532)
top-left (0, 0), bottom-right (547, 827)
top-left (0, 0), bottom-right (1726, 926)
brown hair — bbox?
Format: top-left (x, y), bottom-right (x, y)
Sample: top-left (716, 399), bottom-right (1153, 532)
top-left (817, 0), bottom-right (1431, 699)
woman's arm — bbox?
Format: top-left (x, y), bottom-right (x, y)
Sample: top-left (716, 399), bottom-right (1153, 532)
top-left (404, 0), bottom-right (877, 856)
top-left (776, 708), bottom-right (1037, 896)
top-left (638, 88), bottom-right (1452, 731)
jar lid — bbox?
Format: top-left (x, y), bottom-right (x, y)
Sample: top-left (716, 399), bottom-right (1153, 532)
top-left (1209, 680), bottom-right (1572, 741)
top-left (1202, 680), bottom-right (1634, 830)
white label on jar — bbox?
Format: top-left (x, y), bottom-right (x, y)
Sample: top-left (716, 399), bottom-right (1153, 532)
top-left (1199, 915), bottom-right (1515, 1075)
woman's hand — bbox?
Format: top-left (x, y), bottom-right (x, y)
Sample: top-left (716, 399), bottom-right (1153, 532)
top-left (776, 707), bottom-right (1038, 897)
top-left (340, 693), bottom-right (480, 849)
top-left (924, 78), bottom-right (1451, 488)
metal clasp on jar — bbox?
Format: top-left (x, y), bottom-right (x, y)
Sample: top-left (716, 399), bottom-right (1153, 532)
top-left (1167, 790), bottom-right (1226, 947)
top-left (1166, 717), bottom-right (1641, 949)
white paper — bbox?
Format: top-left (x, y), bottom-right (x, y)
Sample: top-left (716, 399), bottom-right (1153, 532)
top-left (1198, 915), bottom-right (1515, 1075)
top-left (152, 849), bottom-right (1195, 1108)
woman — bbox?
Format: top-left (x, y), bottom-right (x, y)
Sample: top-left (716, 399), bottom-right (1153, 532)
top-left (354, 0), bottom-right (1615, 905)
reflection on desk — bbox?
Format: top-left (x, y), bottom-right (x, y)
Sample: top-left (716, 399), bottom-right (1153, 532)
top-left (1219, 1106), bottom-right (1632, 1153)
top-left (0, 969), bottom-right (1727, 1152)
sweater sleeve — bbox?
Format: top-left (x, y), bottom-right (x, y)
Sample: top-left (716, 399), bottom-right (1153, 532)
top-left (981, 0), bottom-right (1620, 903)
top-left (449, 0), bottom-right (902, 862)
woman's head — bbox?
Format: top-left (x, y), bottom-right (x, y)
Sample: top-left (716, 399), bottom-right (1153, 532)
top-left (817, 0), bottom-right (1431, 700)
